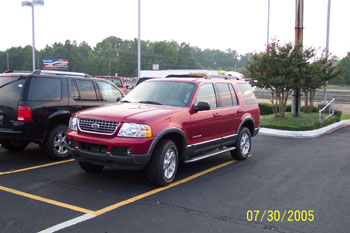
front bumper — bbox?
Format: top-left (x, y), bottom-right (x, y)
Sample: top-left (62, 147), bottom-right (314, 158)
top-left (66, 130), bottom-right (153, 169)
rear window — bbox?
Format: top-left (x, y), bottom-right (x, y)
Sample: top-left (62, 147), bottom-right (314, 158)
top-left (216, 83), bottom-right (236, 107)
top-left (28, 77), bottom-right (62, 101)
top-left (108, 78), bottom-right (122, 87)
top-left (237, 83), bottom-right (257, 105)
top-left (0, 76), bottom-right (26, 107)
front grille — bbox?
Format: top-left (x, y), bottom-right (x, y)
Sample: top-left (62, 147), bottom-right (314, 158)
top-left (78, 118), bottom-right (119, 135)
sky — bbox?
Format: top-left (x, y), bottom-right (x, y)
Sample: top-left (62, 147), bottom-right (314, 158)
top-left (0, 0), bottom-right (349, 59)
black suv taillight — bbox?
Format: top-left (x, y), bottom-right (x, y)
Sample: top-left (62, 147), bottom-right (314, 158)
top-left (17, 105), bottom-right (33, 121)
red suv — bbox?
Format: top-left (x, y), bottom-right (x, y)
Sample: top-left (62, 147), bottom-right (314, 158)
top-left (66, 75), bottom-right (260, 186)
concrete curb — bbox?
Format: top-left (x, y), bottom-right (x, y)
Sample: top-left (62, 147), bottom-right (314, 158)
top-left (260, 120), bottom-right (350, 138)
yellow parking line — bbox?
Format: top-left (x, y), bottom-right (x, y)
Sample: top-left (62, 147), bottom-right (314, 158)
top-left (0, 155), bottom-right (250, 217)
top-left (0, 159), bottom-right (75, 176)
top-left (95, 159), bottom-right (238, 215)
top-left (0, 185), bottom-right (96, 215)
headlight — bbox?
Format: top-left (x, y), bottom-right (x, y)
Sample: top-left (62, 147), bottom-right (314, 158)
top-left (117, 123), bottom-right (152, 138)
top-left (69, 117), bottom-right (78, 131)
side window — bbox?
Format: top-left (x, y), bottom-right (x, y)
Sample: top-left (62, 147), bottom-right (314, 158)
top-left (228, 84), bottom-right (238, 106)
top-left (97, 81), bottom-right (122, 102)
top-left (237, 83), bottom-right (258, 105)
top-left (70, 80), bottom-right (81, 100)
top-left (28, 77), bottom-right (62, 101)
top-left (76, 80), bottom-right (98, 100)
top-left (216, 83), bottom-right (234, 107)
top-left (195, 84), bottom-right (217, 110)
top-left (109, 78), bottom-right (122, 87)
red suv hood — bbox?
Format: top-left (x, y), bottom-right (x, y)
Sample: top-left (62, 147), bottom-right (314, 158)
top-left (74, 103), bottom-right (185, 123)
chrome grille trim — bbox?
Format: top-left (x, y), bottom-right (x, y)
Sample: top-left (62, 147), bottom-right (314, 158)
top-left (78, 118), bottom-right (119, 135)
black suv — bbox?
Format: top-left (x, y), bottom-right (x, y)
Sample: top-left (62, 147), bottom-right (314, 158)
top-left (0, 70), bottom-right (123, 159)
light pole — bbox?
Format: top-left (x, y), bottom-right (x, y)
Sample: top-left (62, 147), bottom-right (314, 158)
top-left (137, 0), bottom-right (141, 79)
top-left (22, 0), bottom-right (44, 71)
top-left (322, 0), bottom-right (331, 105)
top-left (267, 0), bottom-right (271, 46)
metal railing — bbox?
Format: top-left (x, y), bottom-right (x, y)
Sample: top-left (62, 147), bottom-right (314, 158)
top-left (319, 98), bottom-right (335, 122)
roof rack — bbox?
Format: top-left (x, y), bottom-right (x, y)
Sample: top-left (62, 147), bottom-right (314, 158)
top-left (165, 74), bottom-right (241, 80)
top-left (32, 70), bottom-right (91, 77)
top-left (166, 74), bottom-right (207, 78)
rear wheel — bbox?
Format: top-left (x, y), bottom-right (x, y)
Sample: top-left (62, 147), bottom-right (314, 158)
top-left (79, 161), bottom-right (104, 173)
top-left (147, 139), bottom-right (178, 186)
top-left (1, 141), bottom-right (29, 152)
top-left (231, 127), bottom-right (251, 160)
top-left (42, 124), bottom-right (69, 160)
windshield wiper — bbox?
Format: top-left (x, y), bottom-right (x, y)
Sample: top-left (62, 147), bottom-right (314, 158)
top-left (139, 101), bottom-right (162, 105)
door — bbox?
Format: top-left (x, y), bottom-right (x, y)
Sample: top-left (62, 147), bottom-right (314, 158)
top-left (188, 83), bottom-right (223, 155)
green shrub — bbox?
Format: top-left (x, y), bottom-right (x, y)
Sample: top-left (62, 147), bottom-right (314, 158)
top-left (260, 112), bottom-right (341, 131)
top-left (259, 103), bottom-right (318, 115)
top-left (259, 103), bottom-right (274, 115)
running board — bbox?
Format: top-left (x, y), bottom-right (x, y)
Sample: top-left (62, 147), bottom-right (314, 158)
top-left (184, 147), bottom-right (236, 163)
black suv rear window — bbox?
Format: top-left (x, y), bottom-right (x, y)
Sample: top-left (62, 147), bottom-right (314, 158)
top-left (28, 77), bottom-right (62, 101)
top-left (0, 76), bottom-right (26, 107)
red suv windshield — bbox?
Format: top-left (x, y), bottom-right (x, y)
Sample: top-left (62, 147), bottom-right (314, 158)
top-left (123, 80), bottom-right (195, 107)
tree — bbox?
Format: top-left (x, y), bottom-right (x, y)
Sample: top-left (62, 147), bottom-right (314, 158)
top-left (303, 55), bottom-right (340, 112)
top-left (329, 53), bottom-right (350, 85)
top-left (247, 41), bottom-right (314, 117)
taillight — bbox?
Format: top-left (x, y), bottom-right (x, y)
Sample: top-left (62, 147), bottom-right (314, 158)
top-left (17, 105), bottom-right (33, 121)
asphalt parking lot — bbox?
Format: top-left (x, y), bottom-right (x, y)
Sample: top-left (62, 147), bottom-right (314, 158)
top-left (1, 126), bottom-right (350, 233)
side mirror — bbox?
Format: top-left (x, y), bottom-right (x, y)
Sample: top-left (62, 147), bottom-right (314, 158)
top-left (193, 101), bottom-right (210, 112)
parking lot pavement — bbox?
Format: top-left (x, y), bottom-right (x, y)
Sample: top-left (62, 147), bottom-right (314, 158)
top-left (1, 127), bottom-right (350, 233)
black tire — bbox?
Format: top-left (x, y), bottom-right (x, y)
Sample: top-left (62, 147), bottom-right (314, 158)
top-left (42, 124), bottom-right (69, 160)
top-left (147, 139), bottom-right (178, 187)
top-left (231, 127), bottom-right (251, 161)
top-left (79, 161), bottom-right (104, 173)
top-left (1, 141), bottom-right (29, 152)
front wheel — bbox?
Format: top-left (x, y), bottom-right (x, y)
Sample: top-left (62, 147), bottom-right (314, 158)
top-left (1, 141), bottom-right (29, 152)
top-left (42, 124), bottom-right (69, 160)
top-left (231, 127), bottom-right (251, 160)
top-left (147, 139), bottom-right (178, 186)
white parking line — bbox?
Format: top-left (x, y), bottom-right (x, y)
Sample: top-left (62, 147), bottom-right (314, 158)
top-left (38, 213), bottom-right (96, 233)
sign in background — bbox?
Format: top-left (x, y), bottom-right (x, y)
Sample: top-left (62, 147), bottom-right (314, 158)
top-left (42, 59), bottom-right (69, 70)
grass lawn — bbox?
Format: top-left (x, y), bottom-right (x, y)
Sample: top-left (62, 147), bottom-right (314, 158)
top-left (260, 112), bottom-right (340, 131)
top-left (341, 114), bottom-right (350, 121)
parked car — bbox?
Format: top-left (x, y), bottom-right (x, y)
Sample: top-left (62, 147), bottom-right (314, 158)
top-left (66, 75), bottom-right (260, 186)
top-left (0, 70), bottom-right (123, 159)
top-left (135, 77), bottom-right (160, 86)
top-left (95, 76), bottom-right (129, 95)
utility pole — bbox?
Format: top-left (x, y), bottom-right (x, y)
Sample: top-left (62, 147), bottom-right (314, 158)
top-left (292, 0), bottom-right (303, 116)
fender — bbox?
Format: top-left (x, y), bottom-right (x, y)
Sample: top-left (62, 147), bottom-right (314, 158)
top-left (47, 110), bottom-right (71, 121)
top-left (147, 127), bottom-right (187, 155)
top-left (237, 116), bottom-right (255, 135)
top-left (42, 110), bottom-right (71, 140)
